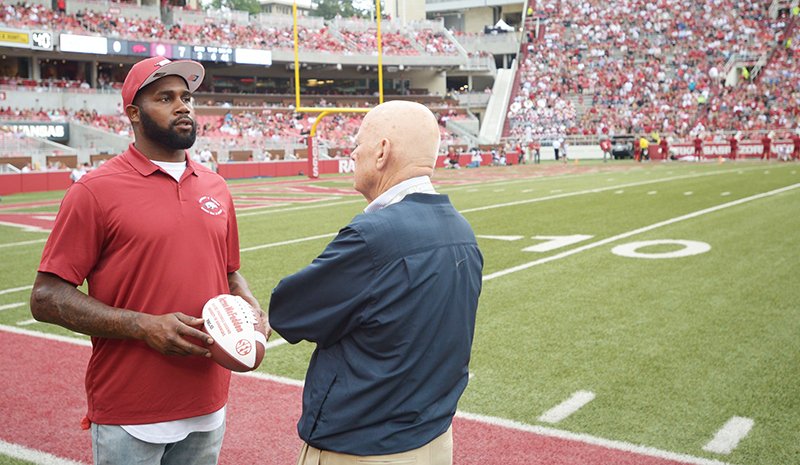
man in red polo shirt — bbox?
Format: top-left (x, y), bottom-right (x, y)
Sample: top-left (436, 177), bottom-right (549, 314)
top-left (30, 57), bottom-right (264, 464)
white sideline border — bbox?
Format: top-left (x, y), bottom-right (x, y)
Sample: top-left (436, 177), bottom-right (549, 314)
top-left (0, 440), bottom-right (84, 465)
top-left (0, 325), bottom-right (733, 465)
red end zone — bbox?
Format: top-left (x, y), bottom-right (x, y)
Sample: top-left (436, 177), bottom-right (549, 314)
top-left (0, 329), bottom-right (722, 465)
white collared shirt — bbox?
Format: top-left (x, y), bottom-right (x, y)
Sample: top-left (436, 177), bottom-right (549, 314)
top-left (364, 176), bottom-right (438, 214)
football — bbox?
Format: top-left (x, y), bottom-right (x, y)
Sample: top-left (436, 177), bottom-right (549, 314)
top-left (202, 294), bottom-right (267, 372)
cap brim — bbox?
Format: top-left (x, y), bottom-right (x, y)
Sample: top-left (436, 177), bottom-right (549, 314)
top-left (139, 60), bottom-right (205, 94)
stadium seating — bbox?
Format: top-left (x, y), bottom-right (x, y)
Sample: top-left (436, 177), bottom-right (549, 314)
top-left (506, 0), bottom-right (797, 141)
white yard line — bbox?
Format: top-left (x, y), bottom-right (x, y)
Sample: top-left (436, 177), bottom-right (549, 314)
top-left (0, 285), bottom-right (33, 296)
top-left (240, 233), bottom-right (337, 252)
top-left (702, 417), bottom-right (755, 455)
top-left (0, 440), bottom-right (85, 465)
top-left (237, 199), bottom-right (362, 217)
top-left (456, 411), bottom-right (733, 465)
top-left (483, 182), bottom-right (800, 281)
top-left (0, 238), bottom-right (47, 249)
top-left (0, 325), bottom-right (733, 465)
top-left (460, 166), bottom-right (770, 214)
top-left (538, 390), bottom-right (596, 424)
top-left (237, 167), bottom-right (778, 253)
top-left (0, 302), bottom-right (26, 311)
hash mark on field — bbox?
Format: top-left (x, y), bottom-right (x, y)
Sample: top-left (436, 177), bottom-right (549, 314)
top-left (550, 189), bottom-right (563, 193)
top-left (0, 302), bottom-right (26, 311)
top-left (538, 390), bottom-right (595, 424)
top-left (647, 191), bottom-right (657, 195)
top-left (684, 192), bottom-right (694, 196)
top-left (702, 416), bottom-right (754, 455)
top-left (615, 190), bottom-right (625, 194)
top-left (521, 189), bottom-right (534, 193)
top-left (721, 192), bottom-right (731, 196)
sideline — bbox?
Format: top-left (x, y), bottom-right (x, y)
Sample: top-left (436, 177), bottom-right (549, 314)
top-left (0, 325), bottom-right (732, 465)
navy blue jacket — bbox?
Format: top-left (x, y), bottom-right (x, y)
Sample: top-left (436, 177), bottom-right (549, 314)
top-left (269, 193), bottom-right (483, 455)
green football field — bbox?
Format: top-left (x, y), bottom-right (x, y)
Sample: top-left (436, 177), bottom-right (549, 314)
top-left (0, 160), bottom-right (798, 464)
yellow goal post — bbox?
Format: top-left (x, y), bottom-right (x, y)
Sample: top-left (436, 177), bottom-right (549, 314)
top-left (293, 1), bottom-right (384, 178)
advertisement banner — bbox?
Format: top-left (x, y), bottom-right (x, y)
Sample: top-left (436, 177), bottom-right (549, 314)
top-left (150, 42), bottom-right (172, 58)
top-left (107, 38), bottom-right (128, 55)
top-left (1, 122), bottom-right (70, 143)
top-left (59, 34), bottom-right (107, 54)
top-left (0, 29), bottom-right (29, 48)
top-left (127, 41), bottom-right (150, 56)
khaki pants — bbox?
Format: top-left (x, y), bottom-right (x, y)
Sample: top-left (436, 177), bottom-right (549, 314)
top-left (296, 426), bottom-right (452, 465)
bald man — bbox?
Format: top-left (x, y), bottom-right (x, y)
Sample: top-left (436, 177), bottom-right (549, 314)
top-left (269, 101), bottom-right (483, 465)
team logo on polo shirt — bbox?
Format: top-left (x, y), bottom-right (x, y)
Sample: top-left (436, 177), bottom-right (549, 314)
top-left (199, 196), bottom-right (223, 216)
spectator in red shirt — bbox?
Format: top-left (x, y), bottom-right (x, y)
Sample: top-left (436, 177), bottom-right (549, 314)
top-left (761, 133), bottom-right (772, 160)
top-left (694, 136), bottom-right (703, 161)
top-left (600, 138), bottom-right (611, 162)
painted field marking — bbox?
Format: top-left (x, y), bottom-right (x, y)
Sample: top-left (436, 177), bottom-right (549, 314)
top-left (721, 192), bottom-right (731, 196)
top-left (538, 390), bottom-right (596, 424)
top-left (0, 302), bottom-right (25, 311)
top-left (523, 235), bottom-right (593, 253)
top-left (0, 325), bottom-right (734, 465)
top-left (16, 319), bottom-right (37, 326)
top-left (615, 190), bottom-right (625, 194)
top-left (476, 235), bottom-right (524, 241)
top-left (684, 192), bottom-right (694, 196)
top-left (457, 411), bottom-right (733, 465)
top-left (237, 167), bottom-right (782, 252)
top-left (237, 199), bottom-right (363, 217)
top-left (648, 191), bottom-right (658, 195)
top-left (0, 238), bottom-right (47, 249)
top-left (702, 416), bottom-right (754, 455)
top-left (265, 338), bottom-right (288, 350)
top-left (459, 165), bottom-right (775, 214)
top-left (521, 189), bottom-right (533, 193)
top-left (240, 233), bottom-right (337, 252)
top-left (0, 440), bottom-right (84, 465)
top-left (0, 285), bottom-right (32, 296)
top-left (484, 182), bottom-right (800, 281)
top-left (611, 240), bottom-right (711, 259)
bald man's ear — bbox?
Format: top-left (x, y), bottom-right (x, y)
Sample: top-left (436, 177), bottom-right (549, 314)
top-left (375, 138), bottom-right (391, 171)
top-left (125, 104), bottom-right (141, 124)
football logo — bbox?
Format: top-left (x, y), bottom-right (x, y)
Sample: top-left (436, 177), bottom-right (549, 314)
top-left (236, 339), bottom-right (252, 356)
top-left (199, 196), bottom-right (223, 216)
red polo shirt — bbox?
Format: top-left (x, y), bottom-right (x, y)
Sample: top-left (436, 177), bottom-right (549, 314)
top-left (39, 144), bottom-right (239, 425)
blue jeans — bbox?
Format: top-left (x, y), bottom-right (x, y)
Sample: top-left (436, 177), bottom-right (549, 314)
top-left (91, 422), bottom-right (225, 465)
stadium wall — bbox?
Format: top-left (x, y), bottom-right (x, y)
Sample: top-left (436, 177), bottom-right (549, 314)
top-left (2, 89), bottom-right (120, 114)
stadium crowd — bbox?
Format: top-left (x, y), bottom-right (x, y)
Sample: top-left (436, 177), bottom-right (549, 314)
top-left (0, 1), bottom-right (461, 57)
top-left (506, 0), bottom-right (798, 141)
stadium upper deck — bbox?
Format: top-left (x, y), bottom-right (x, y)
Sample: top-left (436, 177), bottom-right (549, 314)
top-left (505, 0), bottom-right (799, 141)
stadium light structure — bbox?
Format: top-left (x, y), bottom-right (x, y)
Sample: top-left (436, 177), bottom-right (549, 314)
top-left (293, 0), bottom-right (384, 178)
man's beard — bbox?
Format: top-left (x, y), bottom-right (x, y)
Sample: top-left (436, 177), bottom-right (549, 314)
top-left (139, 109), bottom-right (197, 150)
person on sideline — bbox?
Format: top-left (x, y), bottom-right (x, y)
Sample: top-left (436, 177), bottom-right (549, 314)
top-left (269, 100), bottom-right (483, 465)
top-left (30, 56), bottom-right (264, 465)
